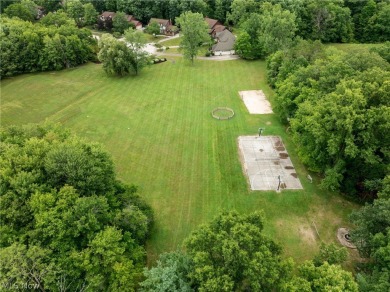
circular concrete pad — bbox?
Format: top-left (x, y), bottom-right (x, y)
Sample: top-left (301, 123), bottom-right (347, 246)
top-left (337, 228), bottom-right (357, 249)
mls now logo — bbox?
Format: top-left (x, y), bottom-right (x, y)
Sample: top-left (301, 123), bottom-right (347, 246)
top-left (2, 282), bottom-right (40, 290)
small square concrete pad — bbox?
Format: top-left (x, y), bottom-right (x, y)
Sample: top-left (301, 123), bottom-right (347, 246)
top-left (239, 90), bottom-right (273, 114)
top-left (238, 136), bottom-right (303, 191)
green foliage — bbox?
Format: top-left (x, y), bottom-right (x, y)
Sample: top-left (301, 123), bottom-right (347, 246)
top-left (235, 3), bottom-right (296, 60)
top-left (98, 30), bottom-right (149, 76)
top-left (0, 16), bottom-right (95, 78)
top-left (146, 21), bottom-right (161, 36)
top-left (297, 261), bottom-right (358, 292)
top-left (39, 10), bottom-right (75, 27)
top-left (353, 0), bottom-right (390, 43)
top-left (270, 43), bottom-right (390, 194)
top-left (228, 0), bottom-right (261, 26)
top-left (83, 3), bottom-right (98, 26)
top-left (235, 13), bottom-right (263, 59)
top-left (4, 0), bottom-right (37, 22)
top-left (184, 211), bottom-right (292, 291)
top-left (124, 28), bottom-right (150, 75)
top-left (258, 2), bottom-right (297, 55)
top-left (140, 252), bottom-right (193, 292)
top-left (98, 34), bottom-right (132, 76)
top-left (0, 243), bottom-right (57, 291)
top-left (65, 0), bottom-right (84, 27)
top-left (113, 11), bottom-right (130, 34)
top-left (313, 243), bottom-right (348, 266)
top-left (300, 0), bottom-right (354, 43)
top-left (176, 11), bottom-right (210, 64)
top-left (234, 31), bottom-right (257, 60)
top-left (0, 123), bottom-right (153, 290)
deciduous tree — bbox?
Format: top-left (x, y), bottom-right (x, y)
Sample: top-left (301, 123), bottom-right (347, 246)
top-left (176, 11), bottom-right (210, 64)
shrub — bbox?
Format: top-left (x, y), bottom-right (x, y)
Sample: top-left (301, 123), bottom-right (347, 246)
top-left (112, 32), bottom-right (121, 38)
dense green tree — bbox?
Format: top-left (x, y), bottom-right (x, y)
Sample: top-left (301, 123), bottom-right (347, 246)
top-left (269, 44), bottom-right (389, 194)
top-left (313, 243), bottom-right (348, 266)
top-left (140, 252), bottom-right (193, 292)
top-left (113, 11), bottom-right (130, 34)
top-left (124, 28), bottom-right (149, 75)
top-left (184, 211), bottom-right (292, 291)
top-left (227, 0), bottom-right (261, 26)
top-left (234, 31), bottom-right (257, 60)
top-left (301, 0), bottom-right (354, 43)
top-left (0, 16), bottom-right (95, 78)
top-left (145, 20), bottom-right (161, 36)
top-left (235, 13), bottom-right (263, 59)
top-left (66, 0), bottom-right (84, 27)
top-left (235, 3), bottom-right (296, 60)
top-left (176, 11), bottom-right (210, 64)
top-left (258, 2), bottom-right (297, 55)
top-left (98, 34), bottom-right (131, 76)
top-left (296, 261), bottom-right (358, 291)
top-left (35, 0), bottom-right (61, 12)
top-left (0, 123), bottom-right (153, 291)
top-left (266, 39), bottom-right (325, 88)
top-left (0, 243), bottom-right (58, 291)
top-left (4, 0), bottom-right (37, 22)
top-left (39, 10), bottom-right (76, 27)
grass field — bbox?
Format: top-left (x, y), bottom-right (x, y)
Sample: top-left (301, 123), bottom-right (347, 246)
top-left (328, 43), bottom-right (381, 52)
top-left (1, 59), bottom-right (358, 266)
top-left (160, 36), bottom-right (182, 46)
top-left (165, 45), bottom-right (209, 56)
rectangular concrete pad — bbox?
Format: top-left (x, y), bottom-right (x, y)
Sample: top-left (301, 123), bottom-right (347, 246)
top-left (239, 90), bottom-right (273, 114)
top-left (238, 136), bottom-right (303, 191)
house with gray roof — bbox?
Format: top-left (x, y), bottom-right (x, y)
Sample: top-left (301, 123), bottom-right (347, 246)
top-left (212, 29), bottom-right (236, 56)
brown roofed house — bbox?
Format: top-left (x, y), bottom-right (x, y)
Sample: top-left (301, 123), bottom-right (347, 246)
top-left (204, 17), bottom-right (226, 35)
top-left (148, 18), bottom-right (177, 35)
top-left (99, 12), bottom-right (142, 30)
top-left (100, 11), bottom-right (116, 20)
top-left (212, 29), bottom-right (236, 56)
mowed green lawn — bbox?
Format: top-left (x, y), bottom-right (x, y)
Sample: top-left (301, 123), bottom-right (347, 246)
top-left (1, 59), bottom-right (358, 266)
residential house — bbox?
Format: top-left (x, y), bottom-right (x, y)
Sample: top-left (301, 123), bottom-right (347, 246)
top-left (204, 17), bottom-right (225, 36)
top-left (204, 17), bottom-right (236, 55)
top-left (99, 12), bottom-right (142, 30)
top-left (212, 29), bottom-right (236, 56)
top-left (148, 18), bottom-right (177, 35)
top-left (125, 14), bottom-right (143, 30)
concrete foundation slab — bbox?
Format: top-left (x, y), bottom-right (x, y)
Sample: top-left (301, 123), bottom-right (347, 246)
top-left (238, 136), bottom-right (303, 191)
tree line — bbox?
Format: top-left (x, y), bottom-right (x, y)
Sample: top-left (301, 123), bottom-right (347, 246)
top-left (0, 15), bottom-right (96, 78)
top-left (3, 0), bottom-right (389, 42)
top-left (141, 211), bottom-right (358, 291)
top-left (0, 124), bottom-right (153, 291)
top-left (233, 0), bottom-right (389, 60)
top-left (267, 40), bottom-right (389, 198)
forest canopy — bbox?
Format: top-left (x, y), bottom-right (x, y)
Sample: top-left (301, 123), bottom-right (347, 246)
top-left (0, 124), bottom-right (153, 291)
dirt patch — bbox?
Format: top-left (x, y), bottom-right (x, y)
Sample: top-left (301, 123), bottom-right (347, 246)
top-left (299, 225), bottom-right (317, 245)
top-left (273, 161), bottom-right (280, 165)
top-left (266, 121), bottom-right (272, 125)
top-left (291, 173), bottom-right (298, 178)
top-left (279, 153), bottom-right (289, 159)
top-left (239, 90), bottom-right (273, 114)
top-left (275, 146), bottom-right (285, 151)
top-left (285, 166), bottom-right (294, 169)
